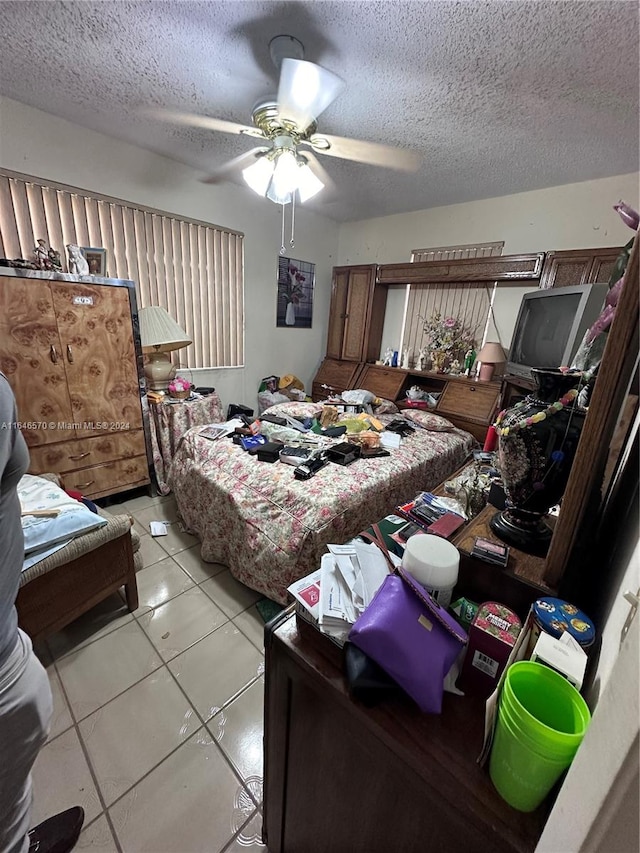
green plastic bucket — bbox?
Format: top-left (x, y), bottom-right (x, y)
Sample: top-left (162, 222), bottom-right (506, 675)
top-left (489, 662), bottom-right (591, 812)
top-left (501, 661), bottom-right (590, 749)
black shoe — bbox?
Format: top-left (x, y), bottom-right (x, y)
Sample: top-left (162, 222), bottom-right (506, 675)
top-left (28, 806), bottom-right (85, 853)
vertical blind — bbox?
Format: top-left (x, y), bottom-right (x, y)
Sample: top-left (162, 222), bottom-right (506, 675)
top-left (0, 171), bottom-right (244, 369)
top-left (401, 242), bottom-right (504, 359)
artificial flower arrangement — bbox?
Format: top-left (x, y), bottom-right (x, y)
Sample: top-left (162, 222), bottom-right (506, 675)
top-left (168, 376), bottom-right (192, 399)
top-left (419, 312), bottom-right (477, 366)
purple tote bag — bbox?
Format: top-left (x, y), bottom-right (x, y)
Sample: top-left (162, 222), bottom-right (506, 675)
top-left (348, 567), bottom-right (467, 713)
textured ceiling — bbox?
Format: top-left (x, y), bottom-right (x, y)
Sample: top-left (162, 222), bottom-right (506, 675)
top-left (0, 1), bottom-right (638, 222)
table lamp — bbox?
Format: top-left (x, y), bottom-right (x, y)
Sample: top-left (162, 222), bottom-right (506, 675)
top-left (476, 342), bottom-right (506, 382)
top-left (138, 306), bottom-right (192, 390)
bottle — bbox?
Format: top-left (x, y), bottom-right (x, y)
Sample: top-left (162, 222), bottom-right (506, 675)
top-left (401, 534), bottom-right (460, 609)
top-left (464, 348), bottom-right (476, 377)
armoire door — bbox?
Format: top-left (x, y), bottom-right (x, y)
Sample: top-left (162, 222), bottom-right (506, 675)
top-left (341, 267), bottom-right (376, 361)
top-left (0, 276), bottom-right (74, 446)
top-left (50, 281), bottom-right (143, 440)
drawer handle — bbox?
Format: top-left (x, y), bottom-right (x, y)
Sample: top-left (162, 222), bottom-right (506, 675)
top-left (73, 480), bottom-right (95, 489)
top-left (50, 345), bottom-right (58, 364)
top-left (68, 452), bottom-right (90, 460)
top-left (66, 344), bottom-right (74, 363)
top-left (469, 387), bottom-right (476, 392)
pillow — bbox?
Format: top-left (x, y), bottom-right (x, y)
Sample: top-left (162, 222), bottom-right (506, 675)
top-left (400, 410), bottom-right (456, 432)
top-left (18, 474), bottom-right (107, 556)
top-left (373, 398), bottom-right (399, 415)
top-left (261, 400), bottom-right (324, 420)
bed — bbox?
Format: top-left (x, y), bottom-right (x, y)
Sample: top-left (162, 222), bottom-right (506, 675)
top-left (169, 401), bottom-right (476, 604)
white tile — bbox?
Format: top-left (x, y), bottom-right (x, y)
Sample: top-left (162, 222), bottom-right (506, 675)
top-left (56, 621), bottom-right (162, 720)
top-left (31, 728), bottom-right (102, 828)
top-left (168, 623), bottom-right (263, 721)
top-left (156, 522), bottom-right (198, 555)
top-left (77, 815), bottom-right (119, 852)
top-left (132, 501), bottom-right (178, 530)
top-left (172, 545), bottom-right (227, 584)
top-left (79, 668), bottom-right (199, 806)
top-left (232, 605), bottom-right (265, 653)
top-left (121, 492), bottom-right (168, 513)
top-left (46, 664), bottom-right (73, 741)
top-left (137, 587), bottom-right (228, 662)
top-left (110, 730), bottom-right (245, 853)
top-left (46, 594), bottom-right (134, 661)
top-left (224, 811), bottom-right (266, 851)
top-left (208, 678), bottom-right (264, 795)
top-left (200, 570), bottom-right (262, 619)
top-left (134, 555), bottom-right (195, 611)
top-left (137, 534), bottom-right (167, 569)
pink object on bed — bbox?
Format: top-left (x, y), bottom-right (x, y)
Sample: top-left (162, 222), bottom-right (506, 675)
top-left (169, 412), bottom-right (476, 604)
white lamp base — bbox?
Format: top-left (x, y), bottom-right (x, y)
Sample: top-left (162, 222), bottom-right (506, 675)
top-left (144, 352), bottom-right (176, 391)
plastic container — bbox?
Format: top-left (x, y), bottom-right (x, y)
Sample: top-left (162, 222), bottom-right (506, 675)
top-left (489, 661), bottom-right (591, 811)
top-left (401, 534), bottom-right (459, 609)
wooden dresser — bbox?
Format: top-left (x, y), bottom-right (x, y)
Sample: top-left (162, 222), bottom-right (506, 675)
top-left (0, 269), bottom-right (150, 498)
top-left (264, 613), bottom-right (548, 853)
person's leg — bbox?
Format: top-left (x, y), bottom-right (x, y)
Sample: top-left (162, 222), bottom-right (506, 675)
top-left (0, 631), bottom-right (53, 853)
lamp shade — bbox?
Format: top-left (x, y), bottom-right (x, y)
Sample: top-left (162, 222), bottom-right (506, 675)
top-left (138, 306), bottom-right (191, 353)
top-left (477, 342), bottom-right (506, 365)
top-left (477, 342), bottom-right (506, 382)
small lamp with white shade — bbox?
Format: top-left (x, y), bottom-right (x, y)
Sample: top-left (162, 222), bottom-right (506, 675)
top-left (138, 306), bottom-right (192, 391)
top-left (476, 342), bottom-right (506, 382)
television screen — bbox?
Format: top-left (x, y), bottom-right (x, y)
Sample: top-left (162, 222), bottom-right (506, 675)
top-left (507, 284), bottom-right (608, 380)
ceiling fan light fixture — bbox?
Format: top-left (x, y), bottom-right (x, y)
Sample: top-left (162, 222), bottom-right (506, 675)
top-left (242, 155), bottom-right (274, 196)
top-left (266, 148), bottom-right (299, 204)
top-left (296, 161), bottom-right (324, 203)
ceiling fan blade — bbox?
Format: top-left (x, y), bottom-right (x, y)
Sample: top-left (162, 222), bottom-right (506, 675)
top-left (146, 108), bottom-right (266, 139)
top-left (308, 133), bottom-right (421, 172)
top-left (277, 58), bottom-right (345, 131)
top-left (296, 150), bottom-right (337, 197)
top-left (200, 147), bottom-right (270, 184)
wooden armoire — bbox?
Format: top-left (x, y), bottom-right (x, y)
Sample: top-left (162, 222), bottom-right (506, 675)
top-left (0, 269), bottom-right (150, 498)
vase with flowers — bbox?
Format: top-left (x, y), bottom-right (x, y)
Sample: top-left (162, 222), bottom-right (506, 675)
top-left (168, 376), bottom-right (192, 400)
top-left (278, 263), bottom-right (306, 326)
top-left (419, 312), bottom-right (477, 373)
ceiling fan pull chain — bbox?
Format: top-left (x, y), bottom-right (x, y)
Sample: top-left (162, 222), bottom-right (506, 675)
top-left (290, 193), bottom-right (296, 249)
top-left (280, 204), bottom-right (286, 255)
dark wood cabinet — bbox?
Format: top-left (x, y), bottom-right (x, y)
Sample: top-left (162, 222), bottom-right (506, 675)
top-left (355, 363), bottom-right (501, 442)
top-left (264, 614), bottom-right (548, 853)
top-left (326, 265), bottom-right (385, 362)
top-left (538, 247), bottom-right (621, 289)
top-left (311, 357), bottom-right (364, 402)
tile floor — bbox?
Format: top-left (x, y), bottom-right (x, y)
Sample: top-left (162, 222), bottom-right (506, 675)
top-left (31, 490), bottom-right (269, 852)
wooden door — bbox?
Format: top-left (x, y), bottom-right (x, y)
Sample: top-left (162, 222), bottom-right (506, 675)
top-left (0, 276), bottom-right (74, 447)
top-left (326, 268), bottom-right (350, 359)
top-left (50, 281), bottom-right (143, 439)
top-left (342, 266), bottom-right (375, 361)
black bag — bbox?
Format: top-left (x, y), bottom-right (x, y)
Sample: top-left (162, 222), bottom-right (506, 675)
top-left (343, 642), bottom-right (402, 707)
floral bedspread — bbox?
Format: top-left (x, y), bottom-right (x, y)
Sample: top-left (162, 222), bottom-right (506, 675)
top-left (169, 417), bottom-right (475, 604)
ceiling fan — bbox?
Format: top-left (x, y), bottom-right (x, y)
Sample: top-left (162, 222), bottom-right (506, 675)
top-left (152, 35), bottom-right (421, 209)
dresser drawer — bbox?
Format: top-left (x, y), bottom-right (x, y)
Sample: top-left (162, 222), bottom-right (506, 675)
top-left (437, 382), bottom-right (499, 423)
top-left (28, 430), bottom-right (147, 475)
top-left (60, 455), bottom-right (150, 499)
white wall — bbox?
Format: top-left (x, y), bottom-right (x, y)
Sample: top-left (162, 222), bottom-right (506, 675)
top-left (340, 173), bottom-right (640, 359)
top-left (0, 96), bottom-right (340, 413)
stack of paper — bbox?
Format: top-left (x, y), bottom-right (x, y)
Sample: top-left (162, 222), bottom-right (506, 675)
top-left (287, 539), bottom-right (398, 644)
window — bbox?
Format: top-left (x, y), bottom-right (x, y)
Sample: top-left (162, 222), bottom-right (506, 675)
top-left (0, 170), bottom-right (244, 368)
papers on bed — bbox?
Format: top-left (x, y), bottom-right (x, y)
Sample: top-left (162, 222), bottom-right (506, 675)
top-left (199, 417), bottom-right (246, 441)
top-left (288, 539), bottom-right (399, 643)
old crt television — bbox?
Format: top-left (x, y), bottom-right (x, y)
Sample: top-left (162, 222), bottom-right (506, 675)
top-left (507, 283), bottom-right (608, 381)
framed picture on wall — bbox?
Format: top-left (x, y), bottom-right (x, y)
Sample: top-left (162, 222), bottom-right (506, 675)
top-left (277, 256), bottom-right (315, 328)
top-left (82, 246), bottom-right (107, 276)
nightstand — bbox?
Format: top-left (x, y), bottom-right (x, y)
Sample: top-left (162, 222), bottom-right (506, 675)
top-left (147, 393), bottom-right (224, 493)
